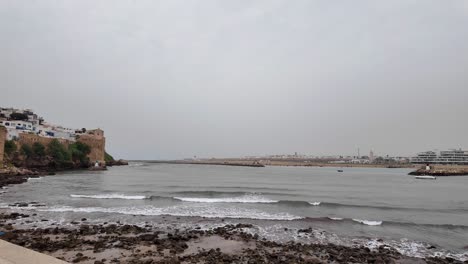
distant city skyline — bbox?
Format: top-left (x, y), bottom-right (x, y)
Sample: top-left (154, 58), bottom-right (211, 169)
top-left (2, 1), bottom-right (468, 159)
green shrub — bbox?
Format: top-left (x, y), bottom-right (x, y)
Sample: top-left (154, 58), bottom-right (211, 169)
top-left (105, 152), bottom-right (115, 162)
top-left (47, 139), bottom-right (71, 164)
top-left (4, 140), bottom-right (17, 156)
top-left (32, 142), bottom-right (46, 157)
top-left (20, 144), bottom-right (33, 158)
top-left (69, 142), bottom-right (91, 164)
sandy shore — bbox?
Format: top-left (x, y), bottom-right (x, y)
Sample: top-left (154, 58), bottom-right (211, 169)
top-left (0, 211), bottom-right (464, 264)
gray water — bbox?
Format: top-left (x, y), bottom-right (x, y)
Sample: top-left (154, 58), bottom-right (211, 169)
top-left (1, 162), bottom-right (467, 260)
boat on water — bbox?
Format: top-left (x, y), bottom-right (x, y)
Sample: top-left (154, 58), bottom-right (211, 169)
top-left (337, 170), bottom-right (343, 172)
top-left (414, 175), bottom-right (436, 180)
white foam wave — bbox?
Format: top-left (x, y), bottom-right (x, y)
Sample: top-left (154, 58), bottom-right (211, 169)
top-left (27, 177), bottom-right (43, 181)
top-left (309, 202), bottom-right (321, 206)
top-left (70, 194), bottom-right (147, 200)
top-left (366, 238), bottom-right (468, 262)
top-left (352, 219), bottom-right (383, 226)
top-left (328, 217), bottom-right (344, 221)
top-left (40, 205), bottom-right (302, 221)
top-left (173, 194), bottom-right (278, 204)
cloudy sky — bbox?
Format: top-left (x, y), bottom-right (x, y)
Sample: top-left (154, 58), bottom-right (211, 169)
top-left (1, 1), bottom-right (468, 159)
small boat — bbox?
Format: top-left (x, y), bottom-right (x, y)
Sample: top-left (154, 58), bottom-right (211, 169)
top-left (414, 175), bottom-right (436, 180)
top-left (337, 170), bottom-right (343, 172)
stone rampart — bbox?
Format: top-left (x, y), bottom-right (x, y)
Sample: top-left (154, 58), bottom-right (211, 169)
top-left (18, 133), bottom-right (71, 147)
top-left (77, 134), bottom-right (106, 163)
top-left (17, 132), bottom-right (106, 164)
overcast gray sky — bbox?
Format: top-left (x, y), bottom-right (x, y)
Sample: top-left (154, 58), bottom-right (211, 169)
top-left (1, 0), bottom-right (468, 159)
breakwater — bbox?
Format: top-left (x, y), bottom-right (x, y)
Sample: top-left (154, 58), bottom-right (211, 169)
top-left (409, 165), bottom-right (468, 176)
top-left (148, 160), bottom-right (265, 167)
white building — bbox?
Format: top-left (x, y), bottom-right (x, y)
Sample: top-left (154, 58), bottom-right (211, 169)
top-left (411, 149), bottom-right (468, 165)
top-left (0, 108), bottom-right (77, 142)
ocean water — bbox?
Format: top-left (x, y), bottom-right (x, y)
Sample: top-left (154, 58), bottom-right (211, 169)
top-left (1, 162), bottom-right (467, 260)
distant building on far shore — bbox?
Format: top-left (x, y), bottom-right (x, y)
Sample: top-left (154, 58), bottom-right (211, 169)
top-left (411, 149), bottom-right (468, 165)
top-left (369, 150), bottom-right (375, 163)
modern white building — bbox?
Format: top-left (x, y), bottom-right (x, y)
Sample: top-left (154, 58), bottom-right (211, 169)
top-left (411, 149), bottom-right (468, 165)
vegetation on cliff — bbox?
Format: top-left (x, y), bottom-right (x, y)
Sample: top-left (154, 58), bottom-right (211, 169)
top-left (3, 139), bottom-right (92, 170)
top-left (4, 140), bottom-right (17, 156)
top-left (104, 151), bottom-right (114, 163)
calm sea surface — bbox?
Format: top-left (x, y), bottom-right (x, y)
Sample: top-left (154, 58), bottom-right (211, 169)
top-left (1, 162), bottom-right (467, 260)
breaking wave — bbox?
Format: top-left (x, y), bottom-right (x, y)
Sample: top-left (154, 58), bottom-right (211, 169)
top-left (173, 194), bottom-right (278, 204)
top-left (40, 205), bottom-right (302, 221)
top-left (70, 194), bottom-right (147, 200)
top-left (352, 219), bottom-right (383, 226)
top-left (27, 177), bottom-right (43, 181)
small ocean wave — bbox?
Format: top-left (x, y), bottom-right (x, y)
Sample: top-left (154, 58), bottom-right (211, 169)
top-left (173, 194), bottom-right (278, 204)
top-left (303, 217), bottom-right (468, 230)
top-left (366, 238), bottom-right (468, 262)
top-left (164, 186), bottom-right (295, 192)
top-left (352, 219), bottom-right (383, 226)
top-left (27, 177), bottom-right (43, 181)
top-left (172, 191), bottom-right (256, 196)
top-left (275, 200), bottom-right (322, 206)
top-left (40, 205), bottom-right (302, 221)
top-left (70, 194), bottom-right (147, 200)
top-left (318, 202), bottom-right (468, 213)
top-left (129, 163), bottom-right (144, 167)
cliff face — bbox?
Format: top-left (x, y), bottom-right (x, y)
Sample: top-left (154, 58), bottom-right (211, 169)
top-left (0, 126), bottom-right (6, 166)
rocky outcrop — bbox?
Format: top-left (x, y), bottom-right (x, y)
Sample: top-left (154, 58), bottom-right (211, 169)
top-left (105, 159), bottom-right (128, 167)
top-left (0, 168), bottom-right (50, 188)
top-left (409, 167), bottom-right (468, 176)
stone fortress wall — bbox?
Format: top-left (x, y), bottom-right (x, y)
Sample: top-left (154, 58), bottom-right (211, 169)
top-left (18, 133), bottom-right (71, 148)
top-left (76, 129), bottom-right (105, 163)
top-left (12, 129), bottom-right (106, 164)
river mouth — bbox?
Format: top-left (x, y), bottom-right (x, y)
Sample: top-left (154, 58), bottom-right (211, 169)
top-left (1, 162), bottom-right (467, 261)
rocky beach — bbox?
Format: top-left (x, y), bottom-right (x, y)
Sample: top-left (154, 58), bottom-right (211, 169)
top-left (1, 210), bottom-right (464, 264)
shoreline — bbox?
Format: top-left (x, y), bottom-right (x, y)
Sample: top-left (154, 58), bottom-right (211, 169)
top-left (0, 161), bottom-right (129, 189)
top-left (144, 160), bottom-right (414, 169)
top-left (0, 210), bottom-right (462, 264)
top-left (144, 160), bottom-right (468, 176)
